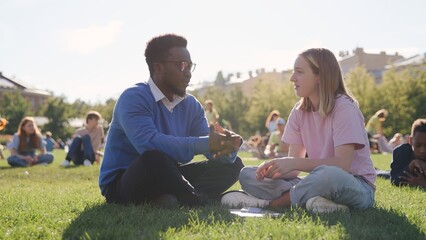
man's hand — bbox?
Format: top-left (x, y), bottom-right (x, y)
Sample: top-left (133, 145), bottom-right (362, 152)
top-left (213, 122), bottom-right (243, 148)
top-left (209, 123), bottom-right (242, 158)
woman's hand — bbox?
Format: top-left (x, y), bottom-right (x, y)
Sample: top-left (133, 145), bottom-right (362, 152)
top-left (256, 157), bottom-right (296, 180)
top-left (22, 155), bottom-right (34, 165)
top-left (33, 155), bottom-right (39, 164)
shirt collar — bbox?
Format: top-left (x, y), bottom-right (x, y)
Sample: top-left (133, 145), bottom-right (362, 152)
top-left (147, 77), bottom-right (186, 112)
top-left (148, 77), bottom-right (165, 102)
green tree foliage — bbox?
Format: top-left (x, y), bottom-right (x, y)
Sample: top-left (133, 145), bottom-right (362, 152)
top-left (245, 79), bottom-right (298, 137)
top-left (195, 86), bottom-right (249, 137)
top-left (197, 85), bottom-right (229, 124)
top-left (41, 96), bottom-right (74, 140)
top-left (94, 98), bottom-right (116, 123)
top-left (409, 63), bottom-right (426, 119)
top-left (0, 92), bottom-right (32, 134)
top-left (378, 68), bottom-right (414, 136)
top-left (345, 66), bottom-right (378, 116)
top-left (69, 99), bottom-right (91, 117)
top-left (379, 63), bottom-right (426, 135)
top-left (345, 64), bottom-right (426, 136)
top-left (218, 87), bottom-right (249, 135)
top-left (246, 79), bottom-right (280, 135)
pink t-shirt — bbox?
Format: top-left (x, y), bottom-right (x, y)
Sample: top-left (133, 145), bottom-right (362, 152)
top-left (283, 95), bottom-right (376, 186)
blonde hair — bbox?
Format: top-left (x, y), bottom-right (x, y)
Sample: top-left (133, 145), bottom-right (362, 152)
top-left (265, 110), bottom-right (280, 128)
top-left (298, 48), bottom-right (357, 116)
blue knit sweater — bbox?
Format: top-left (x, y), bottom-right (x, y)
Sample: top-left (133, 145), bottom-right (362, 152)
top-left (99, 82), bottom-right (237, 195)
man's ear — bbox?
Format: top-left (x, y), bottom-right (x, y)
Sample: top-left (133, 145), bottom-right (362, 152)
top-left (409, 136), bottom-right (413, 145)
top-left (153, 63), bottom-right (163, 74)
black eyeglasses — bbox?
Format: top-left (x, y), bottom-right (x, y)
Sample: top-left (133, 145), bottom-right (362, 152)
top-left (161, 60), bottom-right (196, 72)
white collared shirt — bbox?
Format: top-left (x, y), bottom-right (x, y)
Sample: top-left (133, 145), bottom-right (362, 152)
top-left (147, 78), bottom-right (186, 112)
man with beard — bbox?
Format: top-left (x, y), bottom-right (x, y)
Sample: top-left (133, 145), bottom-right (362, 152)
top-left (99, 34), bottom-right (244, 208)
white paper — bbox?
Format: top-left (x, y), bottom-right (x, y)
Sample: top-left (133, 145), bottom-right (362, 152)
top-left (229, 207), bottom-right (283, 218)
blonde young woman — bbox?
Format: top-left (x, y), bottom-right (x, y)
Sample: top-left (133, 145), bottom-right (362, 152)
top-left (265, 110), bottom-right (281, 134)
top-left (7, 117), bottom-right (54, 167)
top-left (222, 48), bottom-right (376, 213)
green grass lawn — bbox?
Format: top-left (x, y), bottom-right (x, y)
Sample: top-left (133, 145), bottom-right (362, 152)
top-left (0, 150), bottom-right (424, 239)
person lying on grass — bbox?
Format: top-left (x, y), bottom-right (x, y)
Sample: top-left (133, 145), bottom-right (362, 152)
top-left (391, 119), bottom-right (426, 189)
top-left (221, 48), bottom-right (376, 213)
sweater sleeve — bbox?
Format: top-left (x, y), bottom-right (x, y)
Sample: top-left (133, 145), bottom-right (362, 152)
top-left (116, 88), bottom-right (209, 164)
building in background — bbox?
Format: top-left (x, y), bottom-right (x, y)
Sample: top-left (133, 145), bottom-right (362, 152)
top-left (339, 48), bottom-right (404, 83)
top-left (0, 72), bottom-right (51, 112)
top-left (385, 53), bottom-right (426, 70)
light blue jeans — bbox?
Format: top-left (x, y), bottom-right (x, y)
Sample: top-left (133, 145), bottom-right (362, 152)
top-left (239, 165), bottom-right (375, 209)
top-left (7, 153), bottom-right (54, 167)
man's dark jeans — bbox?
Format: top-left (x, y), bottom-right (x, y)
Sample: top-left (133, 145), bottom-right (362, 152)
top-left (105, 150), bottom-right (244, 206)
top-left (66, 135), bottom-right (95, 165)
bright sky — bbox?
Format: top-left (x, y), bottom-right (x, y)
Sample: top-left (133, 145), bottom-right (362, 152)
top-left (1, 0), bottom-right (425, 103)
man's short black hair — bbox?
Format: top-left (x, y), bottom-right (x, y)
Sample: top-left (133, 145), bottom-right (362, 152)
top-left (145, 34), bottom-right (187, 77)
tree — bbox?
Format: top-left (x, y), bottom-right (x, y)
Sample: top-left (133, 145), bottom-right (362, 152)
top-left (245, 79), bottom-right (295, 136)
top-left (69, 99), bottom-right (91, 117)
top-left (91, 98), bottom-right (117, 127)
top-left (406, 62), bottom-right (426, 121)
top-left (378, 63), bottom-right (426, 135)
top-left (345, 66), bottom-right (378, 116)
top-left (214, 71), bottom-right (228, 86)
top-left (0, 92), bottom-right (32, 134)
top-left (220, 86), bottom-right (249, 137)
top-left (42, 96), bottom-right (74, 140)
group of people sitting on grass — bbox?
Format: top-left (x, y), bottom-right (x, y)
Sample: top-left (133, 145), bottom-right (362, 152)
top-left (3, 111), bottom-right (105, 168)
top-left (241, 110), bottom-right (290, 160)
top-left (3, 34), bottom-right (425, 214)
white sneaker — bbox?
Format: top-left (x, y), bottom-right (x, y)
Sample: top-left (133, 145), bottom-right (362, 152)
top-left (60, 160), bottom-right (70, 167)
top-left (83, 159), bottom-right (92, 166)
top-left (221, 190), bottom-right (270, 208)
top-left (306, 196), bottom-right (349, 213)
